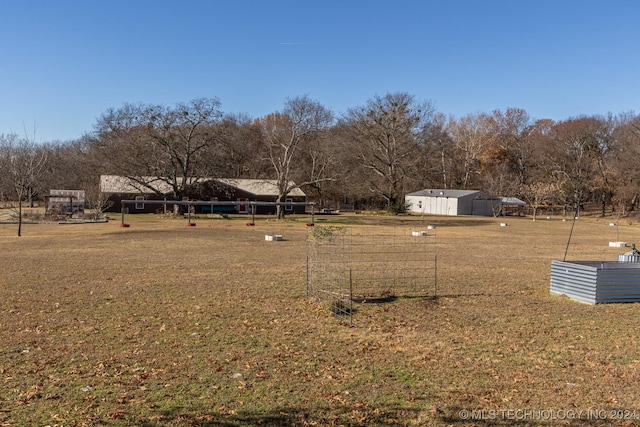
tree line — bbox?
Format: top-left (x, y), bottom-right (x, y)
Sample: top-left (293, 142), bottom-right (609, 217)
top-left (2, 92), bottom-right (640, 220)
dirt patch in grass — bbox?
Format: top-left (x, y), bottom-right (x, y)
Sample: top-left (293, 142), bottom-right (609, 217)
top-left (1, 214), bottom-right (640, 426)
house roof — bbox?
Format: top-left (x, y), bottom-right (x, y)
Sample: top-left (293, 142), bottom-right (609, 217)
top-left (100, 175), bottom-right (305, 197)
top-left (100, 175), bottom-right (200, 194)
top-left (406, 189), bottom-right (482, 198)
top-left (215, 178), bottom-right (305, 197)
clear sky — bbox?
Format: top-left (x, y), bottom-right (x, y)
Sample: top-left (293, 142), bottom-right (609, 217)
top-left (1, 0), bottom-right (639, 142)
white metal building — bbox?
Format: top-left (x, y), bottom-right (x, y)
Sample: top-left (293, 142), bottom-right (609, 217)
top-left (405, 189), bottom-right (500, 216)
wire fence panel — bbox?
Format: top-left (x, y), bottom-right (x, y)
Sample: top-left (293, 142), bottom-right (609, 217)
top-left (306, 226), bottom-right (353, 320)
top-left (306, 226), bottom-right (437, 320)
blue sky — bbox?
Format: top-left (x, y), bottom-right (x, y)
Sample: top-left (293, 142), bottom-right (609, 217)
top-left (1, 0), bottom-right (639, 142)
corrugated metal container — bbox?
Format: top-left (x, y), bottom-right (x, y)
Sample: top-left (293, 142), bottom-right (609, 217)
top-left (550, 261), bottom-right (640, 304)
top-left (618, 254), bottom-right (640, 262)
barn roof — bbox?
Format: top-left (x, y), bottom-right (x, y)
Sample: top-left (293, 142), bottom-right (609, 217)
top-left (406, 189), bottom-right (482, 198)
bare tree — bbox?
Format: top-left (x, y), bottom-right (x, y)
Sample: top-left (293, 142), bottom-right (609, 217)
top-left (589, 114), bottom-right (624, 217)
top-left (81, 176), bottom-right (113, 221)
top-left (39, 139), bottom-right (95, 194)
top-left (609, 112), bottom-right (640, 215)
top-left (543, 117), bottom-right (602, 217)
top-left (320, 122), bottom-right (367, 210)
top-left (448, 112), bottom-right (497, 190)
top-left (0, 134), bottom-right (48, 236)
top-left (256, 95), bottom-right (334, 218)
top-left (216, 113), bottom-right (270, 179)
top-left (342, 92), bottom-right (435, 212)
top-left (417, 113), bottom-right (455, 189)
top-left (92, 98), bottom-right (223, 213)
top-left (0, 137), bottom-right (10, 207)
top-left (521, 181), bottom-right (557, 221)
top-left (490, 108), bottom-right (536, 188)
top-left (480, 160), bottom-right (520, 215)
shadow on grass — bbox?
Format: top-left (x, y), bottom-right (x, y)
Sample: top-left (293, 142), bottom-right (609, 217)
top-left (353, 293), bottom-right (519, 305)
top-left (136, 403), bottom-right (421, 426)
top-left (429, 292), bottom-right (520, 300)
top-left (136, 403), bottom-right (613, 426)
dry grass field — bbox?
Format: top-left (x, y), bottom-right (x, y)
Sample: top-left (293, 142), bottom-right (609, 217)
top-left (1, 212), bottom-right (640, 426)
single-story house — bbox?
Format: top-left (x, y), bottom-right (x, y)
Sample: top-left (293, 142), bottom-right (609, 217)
top-left (99, 175), bottom-right (306, 214)
top-left (405, 189), bottom-right (500, 216)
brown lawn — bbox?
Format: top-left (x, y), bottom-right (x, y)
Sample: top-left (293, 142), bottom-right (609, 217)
top-left (1, 212), bottom-right (639, 426)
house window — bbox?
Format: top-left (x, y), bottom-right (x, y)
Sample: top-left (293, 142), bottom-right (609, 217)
top-left (285, 197), bottom-right (293, 211)
top-left (135, 196), bottom-right (145, 210)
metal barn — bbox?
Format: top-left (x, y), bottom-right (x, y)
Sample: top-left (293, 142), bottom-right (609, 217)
top-left (405, 189), bottom-right (499, 216)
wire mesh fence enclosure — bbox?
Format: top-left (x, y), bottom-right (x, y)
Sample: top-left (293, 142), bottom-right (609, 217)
top-left (306, 225), bottom-right (437, 321)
